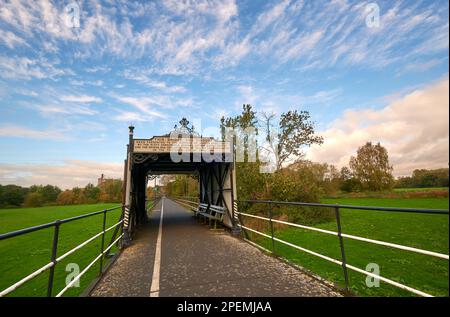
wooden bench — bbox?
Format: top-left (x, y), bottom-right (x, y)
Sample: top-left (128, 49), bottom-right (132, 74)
top-left (192, 203), bottom-right (208, 217)
top-left (196, 203), bottom-right (226, 229)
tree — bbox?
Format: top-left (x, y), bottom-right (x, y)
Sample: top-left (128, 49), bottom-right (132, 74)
top-left (84, 183), bottom-right (100, 203)
top-left (57, 190), bottom-right (76, 205)
top-left (221, 104), bottom-right (258, 162)
top-left (99, 179), bottom-right (123, 202)
top-left (23, 192), bottom-right (44, 207)
top-left (339, 166), bottom-right (361, 192)
top-left (395, 168), bottom-right (449, 188)
top-left (261, 110), bottom-right (323, 171)
top-left (340, 167), bottom-right (352, 181)
top-left (28, 184), bottom-right (61, 204)
top-left (0, 185), bottom-right (28, 207)
top-left (349, 142), bottom-right (394, 191)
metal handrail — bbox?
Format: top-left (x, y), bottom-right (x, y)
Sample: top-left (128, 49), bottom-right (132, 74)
top-left (235, 199), bottom-right (449, 297)
top-left (0, 205), bottom-right (123, 297)
top-left (238, 199), bottom-right (449, 214)
top-left (237, 211), bottom-right (449, 259)
top-left (0, 206), bottom-right (123, 240)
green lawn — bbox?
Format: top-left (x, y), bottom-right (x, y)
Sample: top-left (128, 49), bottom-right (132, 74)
top-left (243, 197), bottom-right (449, 297)
top-left (393, 187), bottom-right (448, 192)
top-left (0, 203), bottom-right (122, 297)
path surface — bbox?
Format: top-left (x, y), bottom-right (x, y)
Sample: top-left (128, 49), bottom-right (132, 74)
top-left (91, 198), bottom-right (341, 297)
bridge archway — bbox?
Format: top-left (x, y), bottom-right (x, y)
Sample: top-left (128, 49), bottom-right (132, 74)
top-left (121, 120), bottom-right (237, 242)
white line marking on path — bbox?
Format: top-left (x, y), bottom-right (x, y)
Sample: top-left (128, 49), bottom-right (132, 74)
top-left (150, 197), bottom-right (164, 297)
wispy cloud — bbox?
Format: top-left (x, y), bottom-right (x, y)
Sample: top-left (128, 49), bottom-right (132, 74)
top-left (0, 29), bottom-right (29, 48)
top-left (123, 70), bottom-right (186, 93)
top-left (32, 104), bottom-right (98, 116)
top-left (60, 94), bottom-right (102, 103)
top-left (1, 0), bottom-right (447, 75)
top-left (113, 96), bottom-right (167, 119)
top-left (0, 56), bottom-right (67, 80)
top-left (0, 124), bottom-right (68, 140)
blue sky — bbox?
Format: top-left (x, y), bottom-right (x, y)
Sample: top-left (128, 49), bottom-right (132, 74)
top-left (0, 0), bottom-right (448, 188)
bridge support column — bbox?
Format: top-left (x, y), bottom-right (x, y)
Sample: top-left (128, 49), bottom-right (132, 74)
top-left (122, 126), bottom-right (134, 246)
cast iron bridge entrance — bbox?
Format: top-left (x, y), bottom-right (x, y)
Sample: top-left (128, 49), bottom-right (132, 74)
top-left (97, 122), bottom-right (340, 296)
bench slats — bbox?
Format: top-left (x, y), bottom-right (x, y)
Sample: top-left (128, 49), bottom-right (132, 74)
top-left (195, 203), bottom-right (226, 228)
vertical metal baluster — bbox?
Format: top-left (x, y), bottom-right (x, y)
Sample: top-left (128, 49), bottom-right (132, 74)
top-left (47, 220), bottom-right (60, 297)
top-left (120, 206), bottom-right (125, 249)
top-left (335, 206), bottom-right (350, 292)
top-left (268, 202), bottom-right (276, 254)
top-left (99, 209), bottom-right (107, 275)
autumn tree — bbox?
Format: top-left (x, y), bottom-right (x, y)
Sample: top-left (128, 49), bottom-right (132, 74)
top-left (23, 192), bottom-right (44, 207)
top-left (56, 190), bottom-right (76, 205)
top-left (349, 142), bottom-right (394, 191)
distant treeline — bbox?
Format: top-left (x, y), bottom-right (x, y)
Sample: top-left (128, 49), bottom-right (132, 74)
top-left (395, 168), bottom-right (449, 188)
top-left (0, 180), bottom-right (123, 208)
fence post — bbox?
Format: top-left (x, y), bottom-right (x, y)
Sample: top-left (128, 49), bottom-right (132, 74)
top-left (335, 206), bottom-right (350, 292)
top-left (268, 202), bottom-right (276, 254)
top-left (99, 209), bottom-right (107, 275)
top-left (47, 220), bottom-right (60, 297)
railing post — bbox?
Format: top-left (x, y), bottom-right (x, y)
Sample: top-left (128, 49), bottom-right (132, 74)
top-left (335, 206), bottom-right (350, 292)
top-left (47, 220), bottom-right (60, 297)
top-left (268, 202), bottom-right (276, 254)
top-left (120, 207), bottom-right (125, 249)
top-left (99, 209), bottom-right (107, 275)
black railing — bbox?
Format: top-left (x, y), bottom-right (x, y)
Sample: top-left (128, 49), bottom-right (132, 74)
top-left (0, 205), bottom-right (124, 297)
top-left (235, 199), bottom-right (449, 297)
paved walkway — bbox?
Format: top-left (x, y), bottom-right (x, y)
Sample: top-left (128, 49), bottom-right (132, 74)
top-left (91, 198), bottom-right (340, 297)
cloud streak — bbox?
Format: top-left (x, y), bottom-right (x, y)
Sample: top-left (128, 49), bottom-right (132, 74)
top-left (0, 124), bottom-right (68, 140)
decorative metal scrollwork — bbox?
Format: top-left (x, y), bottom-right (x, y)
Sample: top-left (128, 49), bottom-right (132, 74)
top-left (132, 153), bottom-right (158, 164)
top-left (189, 173), bottom-right (200, 181)
top-left (170, 117), bottom-right (200, 137)
top-left (147, 174), bottom-right (159, 181)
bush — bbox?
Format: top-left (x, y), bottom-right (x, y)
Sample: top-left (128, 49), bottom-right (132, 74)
top-left (23, 192), bottom-right (44, 207)
top-left (273, 205), bottom-right (334, 226)
top-left (340, 178), bottom-right (361, 192)
top-left (56, 190), bottom-right (76, 205)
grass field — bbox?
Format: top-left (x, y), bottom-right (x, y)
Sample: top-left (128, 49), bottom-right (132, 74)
top-left (393, 187), bottom-right (448, 192)
top-left (244, 197), bottom-right (449, 297)
top-left (0, 203), bottom-right (122, 297)
top-left (1, 198), bottom-right (448, 297)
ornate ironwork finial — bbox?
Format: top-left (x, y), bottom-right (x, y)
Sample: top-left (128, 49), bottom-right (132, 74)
top-left (179, 117), bottom-right (190, 128)
top-left (169, 117), bottom-right (199, 136)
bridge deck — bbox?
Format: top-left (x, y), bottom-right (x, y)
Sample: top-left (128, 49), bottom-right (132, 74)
top-left (91, 198), bottom-right (341, 297)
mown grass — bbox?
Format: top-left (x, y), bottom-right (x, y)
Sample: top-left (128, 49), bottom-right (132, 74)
top-left (242, 197), bottom-right (449, 297)
top-left (393, 187), bottom-right (448, 192)
top-left (0, 203), bottom-right (122, 297)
